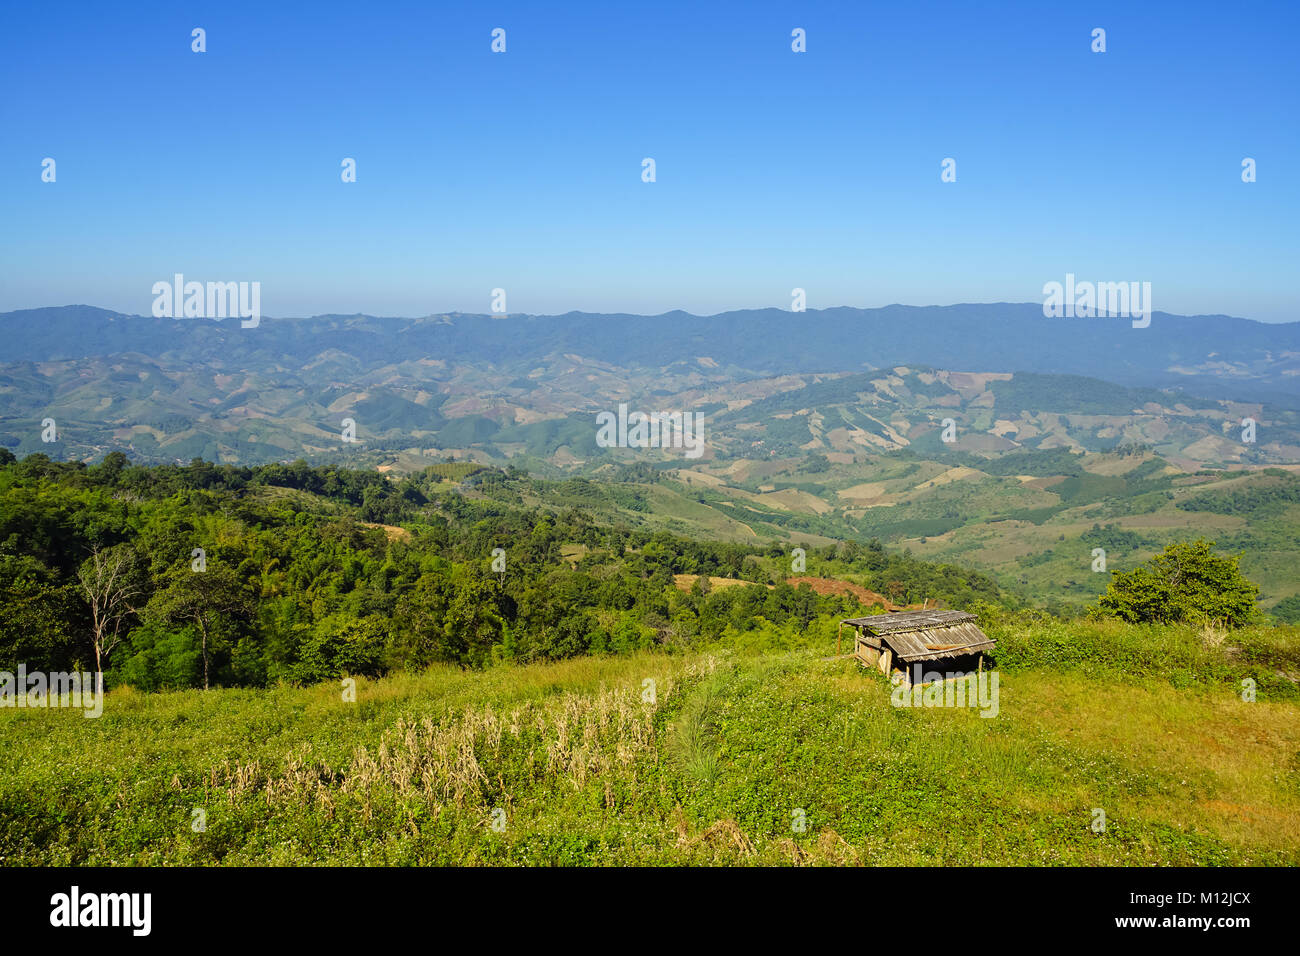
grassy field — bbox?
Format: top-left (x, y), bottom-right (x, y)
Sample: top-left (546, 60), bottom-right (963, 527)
top-left (3, 619), bottom-right (1298, 866)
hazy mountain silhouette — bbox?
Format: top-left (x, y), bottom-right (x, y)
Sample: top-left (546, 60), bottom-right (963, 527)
top-left (2, 302), bottom-right (1297, 404)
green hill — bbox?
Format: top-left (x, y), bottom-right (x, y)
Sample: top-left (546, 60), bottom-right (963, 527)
top-left (4, 620), bottom-right (1297, 865)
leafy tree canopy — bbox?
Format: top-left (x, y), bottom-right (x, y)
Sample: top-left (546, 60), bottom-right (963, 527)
top-left (1095, 539), bottom-right (1258, 627)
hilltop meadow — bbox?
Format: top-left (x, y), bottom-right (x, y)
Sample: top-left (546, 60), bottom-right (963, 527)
top-left (4, 620), bottom-right (1298, 866)
top-left (1, 453), bottom-right (1298, 865)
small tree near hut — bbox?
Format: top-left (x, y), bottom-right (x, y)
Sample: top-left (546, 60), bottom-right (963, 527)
top-left (1095, 539), bottom-right (1257, 627)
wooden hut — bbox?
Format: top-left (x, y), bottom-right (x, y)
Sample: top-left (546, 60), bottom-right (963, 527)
top-left (840, 609), bottom-right (994, 685)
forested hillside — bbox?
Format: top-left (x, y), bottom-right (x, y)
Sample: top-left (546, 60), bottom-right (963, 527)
top-left (0, 451), bottom-right (1000, 690)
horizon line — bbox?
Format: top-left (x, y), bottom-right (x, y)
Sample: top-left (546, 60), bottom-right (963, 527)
top-left (1, 302), bottom-right (1289, 326)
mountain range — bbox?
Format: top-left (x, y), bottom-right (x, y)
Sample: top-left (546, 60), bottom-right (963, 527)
top-left (1, 303), bottom-right (1297, 467)
top-left (4, 302), bottom-right (1300, 609)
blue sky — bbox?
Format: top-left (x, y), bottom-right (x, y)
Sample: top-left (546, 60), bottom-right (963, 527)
top-left (2, 0), bottom-right (1297, 321)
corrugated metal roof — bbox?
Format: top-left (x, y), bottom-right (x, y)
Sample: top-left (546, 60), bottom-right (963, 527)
top-left (842, 609), bottom-right (976, 634)
top-left (843, 610), bottom-right (993, 662)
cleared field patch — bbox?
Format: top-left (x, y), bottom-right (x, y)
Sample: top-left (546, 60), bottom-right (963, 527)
top-left (559, 543), bottom-right (589, 567)
top-left (1107, 512), bottom-right (1244, 531)
top-left (361, 522), bottom-right (412, 542)
top-left (911, 465), bottom-right (986, 490)
top-left (837, 481), bottom-right (895, 505)
top-left (639, 485), bottom-right (764, 541)
top-left (675, 469), bottom-right (729, 488)
top-left (673, 573), bottom-right (769, 592)
top-left (755, 488), bottom-right (832, 515)
top-left (785, 576), bottom-right (902, 609)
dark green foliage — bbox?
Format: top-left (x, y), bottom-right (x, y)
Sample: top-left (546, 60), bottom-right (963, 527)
top-left (1080, 523), bottom-right (1150, 552)
top-left (1095, 539), bottom-right (1259, 627)
top-left (0, 452), bottom-right (1002, 689)
top-left (997, 506), bottom-right (1063, 525)
top-left (799, 453), bottom-right (831, 473)
top-left (991, 373), bottom-right (1174, 417)
top-left (856, 507), bottom-right (966, 541)
top-left (293, 618), bottom-right (389, 683)
top-left (1271, 595), bottom-right (1300, 624)
top-left (1177, 472), bottom-right (1300, 517)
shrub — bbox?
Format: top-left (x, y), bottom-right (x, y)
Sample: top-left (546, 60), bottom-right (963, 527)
top-left (1094, 539), bottom-right (1258, 627)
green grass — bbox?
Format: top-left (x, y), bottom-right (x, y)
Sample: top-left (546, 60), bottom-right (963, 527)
top-left (2, 626), bottom-right (1297, 866)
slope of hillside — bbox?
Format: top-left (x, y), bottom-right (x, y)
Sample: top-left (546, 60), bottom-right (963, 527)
top-left (4, 626), bottom-right (1296, 866)
top-left (473, 454), bottom-right (1300, 611)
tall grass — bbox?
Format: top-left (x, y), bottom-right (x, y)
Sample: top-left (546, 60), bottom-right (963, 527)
top-left (1, 630), bottom-right (1297, 865)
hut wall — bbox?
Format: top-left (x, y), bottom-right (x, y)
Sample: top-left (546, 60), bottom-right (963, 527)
top-left (856, 638), bottom-right (881, 666)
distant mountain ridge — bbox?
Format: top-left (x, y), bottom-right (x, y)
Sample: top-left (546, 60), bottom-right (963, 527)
top-left (2, 303), bottom-right (1298, 468)
top-left (2, 303), bottom-right (1298, 404)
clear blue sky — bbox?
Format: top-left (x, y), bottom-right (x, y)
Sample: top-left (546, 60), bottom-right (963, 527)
top-left (2, 0), bottom-right (1296, 321)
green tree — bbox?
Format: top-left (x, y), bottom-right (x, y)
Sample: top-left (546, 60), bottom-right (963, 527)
top-left (146, 564), bottom-right (253, 689)
top-left (442, 578), bottom-right (505, 668)
top-left (0, 556), bottom-right (81, 670)
top-left (1095, 539), bottom-right (1258, 627)
top-left (294, 617), bottom-right (388, 683)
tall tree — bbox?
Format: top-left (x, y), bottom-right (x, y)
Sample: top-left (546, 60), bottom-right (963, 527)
top-left (147, 565), bottom-right (252, 690)
top-left (76, 544), bottom-right (147, 674)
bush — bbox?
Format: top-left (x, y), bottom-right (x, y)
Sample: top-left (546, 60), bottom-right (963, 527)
top-left (1094, 539), bottom-right (1258, 627)
top-left (293, 618), bottom-right (388, 683)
